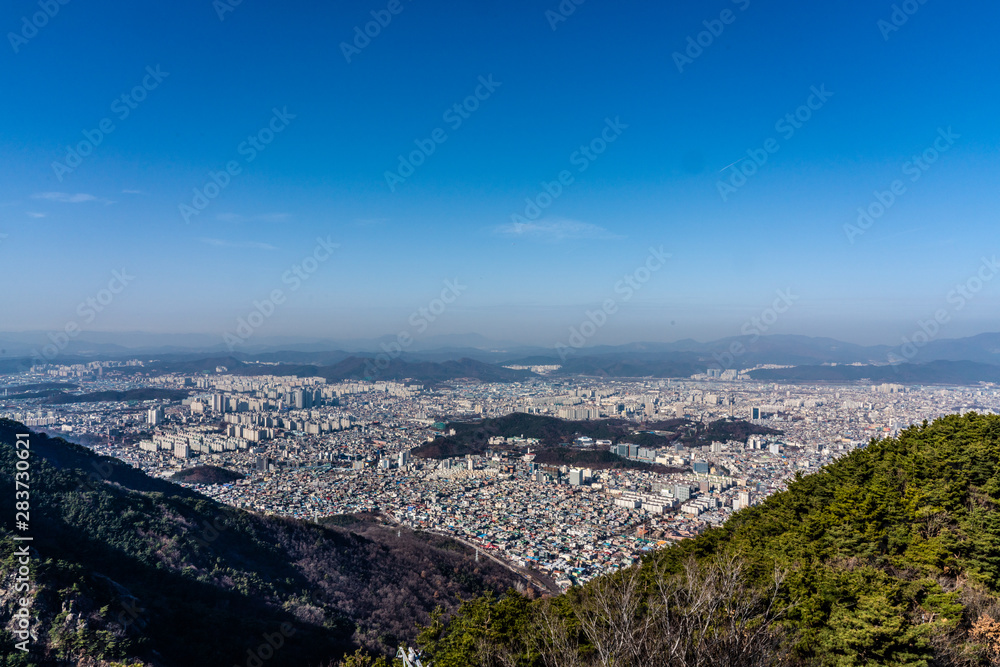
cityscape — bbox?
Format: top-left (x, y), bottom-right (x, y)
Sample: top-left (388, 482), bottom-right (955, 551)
top-left (5, 359), bottom-right (997, 593)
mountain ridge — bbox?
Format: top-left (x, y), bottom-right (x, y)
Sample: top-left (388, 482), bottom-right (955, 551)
top-left (0, 420), bottom-right (526, 666)
top-left (408, 412), bottom-right (1000, 666)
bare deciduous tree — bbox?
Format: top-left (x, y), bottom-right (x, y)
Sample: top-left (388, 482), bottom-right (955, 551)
top-left (645, 553), bottom-right (791, 667)
top-left (575, 564), bottom-right (653, 667)
top-left (530, 598), bottom-right (584, 667)
top-left (477, 553), bottom-right (793, 667)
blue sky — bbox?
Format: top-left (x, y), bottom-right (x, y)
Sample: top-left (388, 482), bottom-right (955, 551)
top-left (1, 0), bottom-right (998, 348)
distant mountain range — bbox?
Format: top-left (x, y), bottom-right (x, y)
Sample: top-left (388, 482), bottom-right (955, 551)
top-left (3, 332), bottom-right (1000, 385)
top-left (136, 356), bottom-right (536, 384)
top-left (748, 359), bottom-right (1000, 385)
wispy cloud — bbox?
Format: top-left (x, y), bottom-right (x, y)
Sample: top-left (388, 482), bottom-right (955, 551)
top-left (122, 189), bottom-right (144, 195)
top-left (881, 226), bottom-right (928, 241)
top-left (200, 237), bottom-right (278, 251)
top-left (216, 212), bottom-right (291, 223)
top-left (25, 212), bottom-right (45, 219)
top-left (494, 218), bottom-right (623, 242)
top-left (31, 192), bottom-right (105, 203)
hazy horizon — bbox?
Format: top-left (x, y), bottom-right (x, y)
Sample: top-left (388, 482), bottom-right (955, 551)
top-left (2, 326), bottom-right (1000, 355)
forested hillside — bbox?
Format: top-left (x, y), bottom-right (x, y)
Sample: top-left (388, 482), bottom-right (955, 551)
top-left (405, 412), bottom-right (1000, 667)
top-left (412, 413), bottom-right (780, 459)
top-left (0, 420), bottom-right (524, 666)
